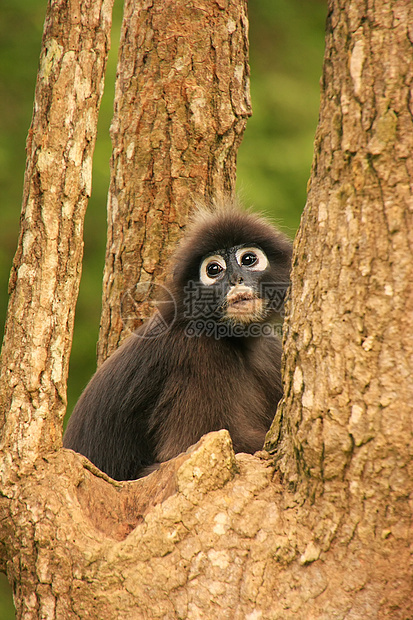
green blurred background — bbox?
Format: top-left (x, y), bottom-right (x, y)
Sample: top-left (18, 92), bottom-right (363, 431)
top-left (0, 0), bottom-right (326, 614)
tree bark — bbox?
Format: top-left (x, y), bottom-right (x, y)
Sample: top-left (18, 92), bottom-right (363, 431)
top-left (97, 0), bottom-right (251, 362)
top-left (265, 0), bottom-right (413, 615)
top-left (0, 0), bottom-right (115, 613)
top-left (0, 0), bottom-right (114, 470)
top-left (1, 0), bottom-right (413, 619)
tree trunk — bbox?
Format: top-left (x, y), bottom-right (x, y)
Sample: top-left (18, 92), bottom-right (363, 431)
top-left (1, 0), bottom-right (413, 619)
top-left (265, 0), bottom-right (413, 615)
top-left (0, 0), bottom-right (114, 469)
top-left (97, 0), bottom-right (251, 362)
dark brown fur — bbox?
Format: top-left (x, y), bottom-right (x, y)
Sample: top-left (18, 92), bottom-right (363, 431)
top-left (63, 204), bottom-right (292, 480)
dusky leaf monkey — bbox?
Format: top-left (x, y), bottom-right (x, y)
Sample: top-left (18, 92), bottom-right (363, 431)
top-left (64, 201), bottom-right (292, 480)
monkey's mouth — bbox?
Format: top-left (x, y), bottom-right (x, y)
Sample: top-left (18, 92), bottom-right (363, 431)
top-left (224, 286), bottom-right (265, 323)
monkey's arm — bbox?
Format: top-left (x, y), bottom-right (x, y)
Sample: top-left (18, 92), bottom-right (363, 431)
top-left (63, 330), bottom-right (168, 480)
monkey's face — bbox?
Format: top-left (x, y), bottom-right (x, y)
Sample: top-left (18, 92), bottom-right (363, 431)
top-left (168, 205), bottom-right (292, 332)
top-left (199, 245), bottom-right (271, 325)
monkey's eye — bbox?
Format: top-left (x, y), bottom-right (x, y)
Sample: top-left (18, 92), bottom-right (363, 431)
top-left (236, 247), bottom-right (268, 271)
top-left (241, 252), bottom-right (258, 267)
top-left (200, 254), bottom-right (226, 286)
top-left (206, 262), bottom-right (224, 277)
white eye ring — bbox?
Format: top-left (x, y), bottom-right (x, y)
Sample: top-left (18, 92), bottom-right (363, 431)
top-left (235, 247), bottom-right (268, 271)
top-left (200, 254), bottom-right (227, 286)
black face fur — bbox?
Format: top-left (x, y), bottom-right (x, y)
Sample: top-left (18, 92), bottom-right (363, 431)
top-left (63, 203), bottom-right (292, 481)
top-left (165, 206), bottom-right (291, 328)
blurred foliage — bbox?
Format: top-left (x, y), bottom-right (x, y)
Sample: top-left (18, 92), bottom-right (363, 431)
top-left (239, 0), bottom-right (326, 234)
top-left (0, 0), bottom-right (325, 614)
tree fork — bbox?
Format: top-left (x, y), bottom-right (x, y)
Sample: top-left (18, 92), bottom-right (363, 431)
top-left (1, 0), bottom-right (412, 618)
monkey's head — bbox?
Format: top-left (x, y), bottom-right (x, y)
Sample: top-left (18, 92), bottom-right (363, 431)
top-left (166, 202), bottom-right (292, 331)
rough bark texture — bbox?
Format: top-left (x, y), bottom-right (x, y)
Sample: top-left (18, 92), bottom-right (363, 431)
top-left (265, 0), bottom-right (413, 615)
top-left (1, 0), bottom-right (413, 618)
top-left (97, 0), bottom-right (251, 362)
top-left (0, 0), bottom-right (114, 468)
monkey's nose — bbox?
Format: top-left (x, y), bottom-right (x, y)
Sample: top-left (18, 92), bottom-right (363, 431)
top-left (229, 272), bottom-right (244, 285)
